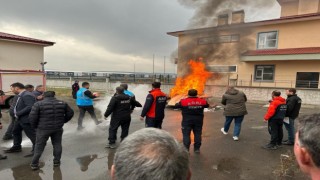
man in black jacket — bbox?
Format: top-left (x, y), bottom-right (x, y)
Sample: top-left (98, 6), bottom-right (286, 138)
top-left (283, 88), bottom-right (302, 146)
top-left (4, 83), bottom-right (36, 156)
top-left (105, 87), bottom-right (135, 149)
top-left (175, 89), bottom-right (209, 153)
top-left (29, 91), bottom-right (74, 170)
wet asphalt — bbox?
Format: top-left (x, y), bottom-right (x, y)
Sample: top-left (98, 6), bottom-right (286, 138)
top-left (0, 97), bottom-right (315, 180)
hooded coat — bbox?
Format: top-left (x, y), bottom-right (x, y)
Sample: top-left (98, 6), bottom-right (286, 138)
top-left (221, 88), bottom-right (248, 116)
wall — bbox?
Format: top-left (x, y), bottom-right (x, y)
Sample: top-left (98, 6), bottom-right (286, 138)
top-left (205, 85), bottom-right (320, 106)
top-left (0, 40), bottom-right (44, 71)
top-left (280, 0), bottom-right (299, 17)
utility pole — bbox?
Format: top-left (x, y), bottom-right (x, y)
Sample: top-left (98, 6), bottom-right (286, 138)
top-left (40, 61), bottom-right (47, 72)
top-left (164, 56), bottom-right (166, 75)
top-left (134, 62), bottom-right (136, 83)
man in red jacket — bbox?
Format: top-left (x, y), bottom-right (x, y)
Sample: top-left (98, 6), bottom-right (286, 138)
top-left (263, 91), bottom-right (287, 150)
top-left (140, 82), bottom-right (167, 129)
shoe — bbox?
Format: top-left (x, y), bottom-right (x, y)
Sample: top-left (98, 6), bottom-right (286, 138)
top-left (30, 164), bottom-right (40, 170)
top-left (105, 143), bottom-right (117, 149)
top-left (2, 135), bottom-right (13, 141)
top-left (77, 126), bottom-right (85, 131)
top-left (282, 141), bottom-right (294, 146)
top-left (194, 149), bottom-right (200, 154)
top-left (277, 143), bottom-right (283, 148)
top-left (0, 154), bottom-right (7, 160)
top-left (54, 161), bottom-right (61, 167)
top-left (262, 144), bottom-right (278, 150)
top-left (4, 147), bottom-right (22, 153)
top-left (96, 121), bottom-right (102, 125)
top-left (221, 128), bottom-right (228, 135)
top-left (233, 136), bottom-right (239, 141)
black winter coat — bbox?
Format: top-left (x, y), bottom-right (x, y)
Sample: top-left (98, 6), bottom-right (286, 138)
top-left (29, 97), bottom-right (74, 130)
top-left (104, 94), bottom-right (135, 121)
top-left (286, 94), bottom-right (302, 119)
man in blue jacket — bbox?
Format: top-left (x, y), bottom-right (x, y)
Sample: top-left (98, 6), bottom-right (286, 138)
top-left (76, 82), bottom-right (101, 130)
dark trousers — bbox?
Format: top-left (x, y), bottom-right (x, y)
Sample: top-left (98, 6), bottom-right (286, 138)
top-left (32, 128), bottom-right (63, 165)
top-left (284, 118), bottom-right (295, 143)
top-left (78, 106), bottom-right (99, 127)
top-left (4, 116), bottom-right (15, 137)
top-left (268, 119), bottom-right (284, 145)
top-left (12, 121), bottom-right (36, 151)
top-left (182, 120), bottom-right (203, 150)
top-left (108, 118), bottom-right (131, 144)
top-left (145, 116), bottom-right (163, 129)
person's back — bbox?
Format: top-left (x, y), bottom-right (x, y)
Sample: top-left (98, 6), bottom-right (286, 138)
top-left (264, 96), bottom-right (287, 121)
top-left (106, 93), bottom-right (132, 119)
top-left (221, 88), bottom-right (247, 117)
top-left (179, 97), bottom-right (208, 120)
top-left (29, 95), bottom-right (74, 130)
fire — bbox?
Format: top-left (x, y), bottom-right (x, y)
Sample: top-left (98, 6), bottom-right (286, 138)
top-left (170, 59), bottom-right (212, 97)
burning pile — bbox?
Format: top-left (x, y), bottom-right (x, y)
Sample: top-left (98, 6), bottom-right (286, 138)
top-left (168, 59), bottom-right (212, 106)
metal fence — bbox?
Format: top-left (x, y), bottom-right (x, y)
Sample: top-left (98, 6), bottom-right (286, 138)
top-left (235, 79), bottom-right (319, 89)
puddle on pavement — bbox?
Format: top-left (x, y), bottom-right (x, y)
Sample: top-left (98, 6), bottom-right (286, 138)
top-left (76, 154), bottom-right (99, 172)
top-left (212, 158), bottom-right (242, 178)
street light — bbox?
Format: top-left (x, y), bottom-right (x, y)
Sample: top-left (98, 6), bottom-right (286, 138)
top-left (40, 61), bottom-right (47, 72)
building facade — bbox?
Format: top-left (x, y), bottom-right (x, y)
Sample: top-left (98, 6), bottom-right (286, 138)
top-left (168, 0), bottom-right (320, 89)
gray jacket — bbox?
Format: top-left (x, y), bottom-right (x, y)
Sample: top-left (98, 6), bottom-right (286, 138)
top-left (221, 88), bottom-right (248, 116)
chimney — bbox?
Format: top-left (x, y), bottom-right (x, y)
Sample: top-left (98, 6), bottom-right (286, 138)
top-left (217, 14), bottom-right (229, 26)
top-left (231, 10), bottom-right (245, 24)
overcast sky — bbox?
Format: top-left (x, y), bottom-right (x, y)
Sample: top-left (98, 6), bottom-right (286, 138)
top-left (0, 0), bottom-right (280, 73)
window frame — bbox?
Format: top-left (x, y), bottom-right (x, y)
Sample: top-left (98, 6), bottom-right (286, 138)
top-left (257, 31), bottom-right (279, 50)
top-left (207, 65), bottom-right (238, 73)
top-left (254, 65), bottom-right (275, 82)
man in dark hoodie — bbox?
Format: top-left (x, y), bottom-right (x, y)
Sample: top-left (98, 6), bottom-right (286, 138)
top-left (105, 86), bottom-right (135, 149)
top-left (221, 86), bottom-right (248, 141)
top-left (263, 91), bottom-right (287, 150)
top-left (283, 88), bottom-right (302, 146)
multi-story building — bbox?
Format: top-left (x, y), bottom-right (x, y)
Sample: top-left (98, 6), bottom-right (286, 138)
top-left (168, 0), bottom-right (320, 89)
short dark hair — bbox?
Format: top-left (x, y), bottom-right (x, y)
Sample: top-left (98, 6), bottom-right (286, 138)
top-left (44, 91), bottom-right (55, 97)
top-left (120, 83), bottom-right (128, 90)
top-left (82, 82), bottom-right (90, 87)
top-left (116, 86), bottom-right (125, 94)
top-left (25, 84), bottom-right (34, 89)
top-left (188, 89), bottom-right (198, 97)
top-left (152, 82), bottom-right (161, 89)
top-left (272, 90), bottom-right (281, 97)
top-left (298, 114), bottom-right (320, 168)
top-left (11, 82), bottom-right (25, 89)
top-left (288, 88), bottom-right (297, 94)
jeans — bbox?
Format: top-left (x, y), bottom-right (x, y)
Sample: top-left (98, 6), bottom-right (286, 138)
top-left (108, 118), bottom-right (131, 144)
top-left (4, 116), bottom-right (15, 137)
top-left (182, 120), bottom-right (203, 150)
top-left (283, 118), bottom-right (295, 143)
top-left (32, 128), bottom-right (63, 165)
top-left (268, 119), bottom-right (283, 145)
top-left (145, 116), bottom-right (163, 129)
top-left (78, 106), bottom-right (99, 127)
top-left (12, 121), bottom-right (36, 151)
top-left (223, 116), bottom-right (244, 137)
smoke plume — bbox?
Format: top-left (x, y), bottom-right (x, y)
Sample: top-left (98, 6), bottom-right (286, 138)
top-left (178, 0), bottom-right (277, 28)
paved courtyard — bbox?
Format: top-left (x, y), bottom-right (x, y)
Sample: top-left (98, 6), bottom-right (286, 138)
top-left (0, 97), bottom-right (315, 180)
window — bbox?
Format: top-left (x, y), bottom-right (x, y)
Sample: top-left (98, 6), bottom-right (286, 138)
top-left (198, 34), bottom-right (240, 45)
top-left (296, 72), bottom-right (319, 88)
top-left (254, 65), bottom-right (275, 81)
top-left (257, 31), bottom-right (278, 49)
top-left (208, 65), bottom-right (237, 73)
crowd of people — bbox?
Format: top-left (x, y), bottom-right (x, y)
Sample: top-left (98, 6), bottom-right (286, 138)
top-left (1, 81), bottom-right (320, 180)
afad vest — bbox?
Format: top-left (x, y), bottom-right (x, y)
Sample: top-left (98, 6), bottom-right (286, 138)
top-left (76, 88), bottom-right (93, 106)
top-left (147, 88), bottom-right (167, 118)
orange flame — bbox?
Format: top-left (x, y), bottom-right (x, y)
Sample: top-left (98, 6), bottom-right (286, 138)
top-left (170, 59), bottom-right (212, 97)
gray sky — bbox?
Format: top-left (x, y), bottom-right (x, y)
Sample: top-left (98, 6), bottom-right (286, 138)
top-left (0, 0), bottom-right (280, 73)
